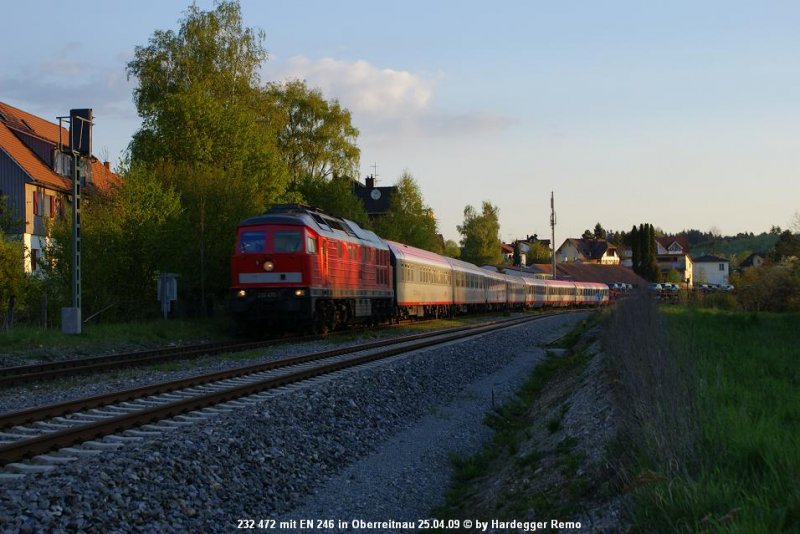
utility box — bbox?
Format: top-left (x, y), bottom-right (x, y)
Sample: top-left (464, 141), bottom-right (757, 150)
top-left (156, 272), bottom-right (178, 319)
top-left (61, 307), bottom-right (81, 334)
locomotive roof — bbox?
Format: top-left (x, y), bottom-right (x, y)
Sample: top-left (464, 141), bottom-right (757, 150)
top-left (240, 204), bottom-right (388, 249)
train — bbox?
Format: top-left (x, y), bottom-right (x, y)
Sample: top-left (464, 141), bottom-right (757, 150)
top-left (230, 204), bottom-right (609, 333)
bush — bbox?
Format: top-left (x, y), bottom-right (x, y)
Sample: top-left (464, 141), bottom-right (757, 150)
top-left (732, 262), bottom-right (800, 312)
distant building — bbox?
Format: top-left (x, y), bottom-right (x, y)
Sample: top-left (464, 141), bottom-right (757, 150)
top-left (738, 252), bottom-right (769, 271)
top-left (352, 175), bottom-right (396, 219)
top-left (655, 236), bottom-right (693, 285)
top-left (692, 254), bottom-right (730, 286)
top-left (555, 238), bottom-right (619, 265)
top-left (0, 101), bottom-right (119, 272)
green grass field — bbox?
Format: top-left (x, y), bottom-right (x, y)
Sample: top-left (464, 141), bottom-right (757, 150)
top-left (634, 308), bottom-right (800, 532)
top-left (0, 318), bottom-right (233, 360)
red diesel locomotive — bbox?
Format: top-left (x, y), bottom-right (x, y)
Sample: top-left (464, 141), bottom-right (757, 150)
top-left (230, 204), bottom-right (394, 332)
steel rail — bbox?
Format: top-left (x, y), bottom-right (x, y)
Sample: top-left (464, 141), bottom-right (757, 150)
top-left (0, 314), bottom-right (550, 429)
top-left (0, 313), bottom-right (555, 466)
top-left (0, 313), bottom-right (520, 387)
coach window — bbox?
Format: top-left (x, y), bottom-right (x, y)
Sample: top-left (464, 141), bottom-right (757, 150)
top-left (275, 230), bottom-right (302, 252)
top-left (239, 231), bottom-right (265, 253)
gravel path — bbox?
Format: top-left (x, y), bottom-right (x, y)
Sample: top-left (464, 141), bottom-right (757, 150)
top-left (0, 312), bottom-right (588, 534)
top-left (278, 343), bottom-right (547, 529)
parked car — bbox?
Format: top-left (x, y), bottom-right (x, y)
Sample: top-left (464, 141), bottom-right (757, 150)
top-left (648, 283), bottom-right (663, 292)
top-left (720, 284), bottom-right (735, 291)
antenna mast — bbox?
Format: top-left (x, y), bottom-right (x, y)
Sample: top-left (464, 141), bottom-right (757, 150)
top-left (550, 191), bottom-right (556, 280)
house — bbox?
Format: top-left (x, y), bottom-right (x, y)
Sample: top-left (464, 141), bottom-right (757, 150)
top-left (555, 238), bottom-right (619, 265)
top-left (738, 252), bottom-right (769, 271)
top-left (500, 243), bottom-right (514, 263)
top-left (352, 175), bottom-right (396, 218)
top-left (655, 236), bottom-right (693, 285)
top-left (692, 255), bottom-right (730, 286)
top-left (527, 262), bottom-right (646, 287)
top-left (0, 101), bottom-right (118, 272)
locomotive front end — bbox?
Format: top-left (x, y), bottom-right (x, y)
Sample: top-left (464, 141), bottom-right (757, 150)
top-left (230, 216), bottom-right (316, 331)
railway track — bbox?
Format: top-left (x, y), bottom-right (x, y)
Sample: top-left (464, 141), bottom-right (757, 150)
top-left (0, 313), bottom-right (561, 471)
top-left (0, 337), bottom-right (304, 388)
top-left (0, 314), bottom-right (515, 387)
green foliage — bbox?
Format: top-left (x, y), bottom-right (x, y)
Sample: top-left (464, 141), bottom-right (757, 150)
top-left (731, 262), bottom-right (800, 312)
top-left (594, 222), bottom-right (606, 240)
top-left (629, 308), bottom-right (800, 532)
top-left (689, 232), bottom-right (778, 259)
top-left (773, 230), bottom-right (800, 261)
top-left (44, 167), bottom-right (183, 321)
top-left (458, 201), bottom-right (502, 265)
top-left (629, 223), bottom-right (659, 281)
top-left (289, 175), bottom-right (368, 225)
top-left (0, 234), bottom-right (24, 327)
top-left (512, 241), bottom-right (521, 266)
top-left (267, 79), bottom-right (360, 182)
top-left (372, 172), bottom-right (442, 252)
top-left (443, 239), bottom-right (461, 258)
top-left (525, 240), bottom-right (551, 265)
top-left (0, 194), bottom-right (21, 233)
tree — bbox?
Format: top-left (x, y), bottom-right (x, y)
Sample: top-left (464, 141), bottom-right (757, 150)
top-left (629, 225), bottom-right (640, 274)
top-left (289, 175), bottom-right (367, 226)
top-left (593, 222), bottom-right (606, 240)
top-left (44, 166), bottom-right (183, 321)
top-left (512, 241), bottom-right (522, 266)
top-left (126, 1), bottom-right (276, 169)
top-left (267, 80), bottom-right (360, 183)
top-left (0, 234), bottom-right (24, 330)
top-left (372, 172), bottom-right (442, 253)
top-left (443, 240), bottom-right (461, 259)
top-left (582, 229), bottom-right (594, 240)
top-left (773, 230), bottom-right (800, 262)
top-left (0, 194), bottom-right (21, 234)
top-left (526, 241), bottom-right (551, 265)
top-left (126, 1), bottom-right (295, 312)
top-left (458, 201), bottom-right (502, 266)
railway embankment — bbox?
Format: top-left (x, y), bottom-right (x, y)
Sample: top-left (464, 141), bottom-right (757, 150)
top-left (433, 310), bottom-right (627, 532)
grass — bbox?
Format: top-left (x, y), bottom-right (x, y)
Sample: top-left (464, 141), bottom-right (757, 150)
top-left (625, 306), bottom-right (800, 532)
top-left (0, 318), bottom-right (233, 360)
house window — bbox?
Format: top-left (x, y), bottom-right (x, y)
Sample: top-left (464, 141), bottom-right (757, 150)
top-left (719, 263), bottom-right (725, 271)
top-left (31, 249), bottom-right (38, 271)
top-left (33, 191), bottom-right (40, 216)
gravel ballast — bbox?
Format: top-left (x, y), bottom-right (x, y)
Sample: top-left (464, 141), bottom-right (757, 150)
top-left (0, 312), bottom-right (588, 533)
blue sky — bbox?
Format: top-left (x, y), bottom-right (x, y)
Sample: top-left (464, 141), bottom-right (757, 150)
top-left (2, 1), bottom-right (798, 243)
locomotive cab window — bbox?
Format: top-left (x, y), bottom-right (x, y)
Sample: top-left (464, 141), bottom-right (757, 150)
top-left (306, 235), bottom-right (317, 254)
top-left (239, 231), bottom-right (265, 253)
top-left (275, 230), bottom-right (302, 252)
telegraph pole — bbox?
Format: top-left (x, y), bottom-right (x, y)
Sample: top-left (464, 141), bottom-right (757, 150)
top-left (550, 191), bottom-right (556, 280)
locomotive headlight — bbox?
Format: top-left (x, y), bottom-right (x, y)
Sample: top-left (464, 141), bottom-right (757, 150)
top-left (237, 289), bottom-right (247, 298)
top-left (294, 289), bottom-right (306, 297)
top-left (263, 260), bottom-right (275, 272)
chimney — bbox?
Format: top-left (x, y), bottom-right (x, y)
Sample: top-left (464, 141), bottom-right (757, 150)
top-left (103, 161), bottom-right (110, 170)
top-left (365, 175), bottom-right (374, 189)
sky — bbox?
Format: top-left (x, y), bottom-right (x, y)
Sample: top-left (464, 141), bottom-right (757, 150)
top-left (2, 1), bottom-right (799, 243)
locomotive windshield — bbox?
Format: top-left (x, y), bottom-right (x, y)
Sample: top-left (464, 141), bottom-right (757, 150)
top-left (239, 231), bottom-right (265, 253)
top-left (274, 230), bottom-right (302, 252)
